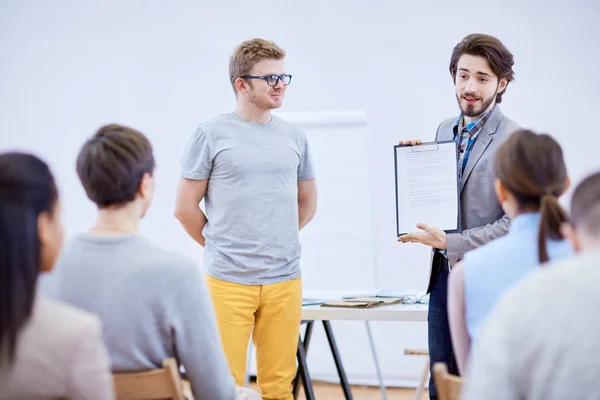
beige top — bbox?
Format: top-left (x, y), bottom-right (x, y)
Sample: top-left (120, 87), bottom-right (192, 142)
top-left (0, 297), bottom-right (114, 400)
top-left (447, 261), bottom-right (470, 374)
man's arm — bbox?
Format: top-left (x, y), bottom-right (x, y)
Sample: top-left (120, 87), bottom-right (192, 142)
top-left (446, 214), bottom-right (510, 265)
top-left (174, 178), bottom-right (209, 247)
top-left (298, 179), bottom-right (317, 230)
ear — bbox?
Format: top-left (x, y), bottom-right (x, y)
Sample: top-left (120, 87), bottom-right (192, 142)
top-left (497, 77), bottom-right (508, 94)
top-left (494, 179), bottom-right (508, 204)
top-left (37, 211), bottom-right (54, 272)
top-left (560, 176), bottom-right (571, 196)
top-left (235, 77), bottom-right (248, 94)
top-left (561, 222), bottom-right (582, 253)
top-left (138, 173), bottom-right (154, 200)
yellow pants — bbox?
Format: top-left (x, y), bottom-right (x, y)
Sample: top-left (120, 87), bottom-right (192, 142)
top-left (206, 276), bottom-right (302, 400)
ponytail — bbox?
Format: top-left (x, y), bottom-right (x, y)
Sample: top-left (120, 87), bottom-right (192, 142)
top-left (537, 193), bottom-right (568, 263)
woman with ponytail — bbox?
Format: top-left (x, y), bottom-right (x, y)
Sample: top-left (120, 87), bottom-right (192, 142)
top-left (0, 153), bottom-right (114, 399)
top-left (447, 130), bottom-right (572, 374)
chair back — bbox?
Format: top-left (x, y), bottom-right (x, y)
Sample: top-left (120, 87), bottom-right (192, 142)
top-left (113, 358), bottom-right (185, 400)
top-left (433, 362), bottom-right (463, 400)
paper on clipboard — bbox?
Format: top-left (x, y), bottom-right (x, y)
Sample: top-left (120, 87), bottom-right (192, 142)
top-left (394, 141), bottom-right (460, 236)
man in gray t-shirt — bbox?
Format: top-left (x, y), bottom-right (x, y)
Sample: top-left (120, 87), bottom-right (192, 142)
top-left (175, 39), bottom-right (317, 399)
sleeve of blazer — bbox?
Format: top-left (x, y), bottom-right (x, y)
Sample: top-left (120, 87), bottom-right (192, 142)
top-left (446, 214), bottom-right (510, 266)
top-left (68, 317), bottom-right (115, 400)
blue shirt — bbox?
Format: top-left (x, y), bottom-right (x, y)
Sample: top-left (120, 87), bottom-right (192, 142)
top-left (464, 212), bottom-right (572, 342)
top-left (453, 109), bottom-right (492, 179)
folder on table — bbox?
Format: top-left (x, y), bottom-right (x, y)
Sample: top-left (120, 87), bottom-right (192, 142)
top-left (320, 297), bottom-right (403, 309)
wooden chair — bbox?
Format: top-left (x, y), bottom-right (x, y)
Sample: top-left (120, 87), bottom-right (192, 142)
top-left (404, 349), bottom-right (429, 400)
top-left (433, 362), bottom-right (463, 400)
top-left (113, 358), bottom-right (186, 400)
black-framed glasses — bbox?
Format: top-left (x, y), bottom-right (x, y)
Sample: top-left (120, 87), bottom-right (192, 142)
top-left (241, 74), bottom-right (292, 87)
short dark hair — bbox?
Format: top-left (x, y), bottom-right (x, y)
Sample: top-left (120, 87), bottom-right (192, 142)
top-left (449, 33), bottom-right (515, 103)
top-left (570, 172), bottom-right (600, 238)
top-left (76, 124), bottom-right (155, 208)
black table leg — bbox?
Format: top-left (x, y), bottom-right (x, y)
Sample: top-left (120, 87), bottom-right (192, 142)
top-left (295, 322), bottom-right (316, 400)
top-left (293, 321), bottom-right (315, 398)
top-left (304, 321), bottom-right (315, 351)
top-left (323, 320), bottom-right (353, 400)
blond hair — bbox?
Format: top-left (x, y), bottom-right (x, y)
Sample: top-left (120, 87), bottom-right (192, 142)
top-left (229, 38), bottom-right (286, 93)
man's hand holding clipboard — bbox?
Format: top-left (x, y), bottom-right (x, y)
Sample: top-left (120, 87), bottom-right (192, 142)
top-left (394, 139), bottom-right (460, 249)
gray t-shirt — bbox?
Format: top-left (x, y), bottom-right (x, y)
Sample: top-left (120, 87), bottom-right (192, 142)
top-left (53, 234), bottom-right (238, 400)
top-left (181, 112), bottom-right (316, 285)
top-left (463, 249), bottom-right (600, 400)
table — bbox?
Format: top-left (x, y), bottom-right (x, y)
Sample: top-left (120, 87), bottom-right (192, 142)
top-left (294, 303), bottom-right (428, 400)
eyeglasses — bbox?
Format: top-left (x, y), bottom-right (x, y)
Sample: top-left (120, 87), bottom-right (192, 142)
top-left (401, 294), bottom-right (430, 305)
top-left (241, 74), bottom-right (292, 87)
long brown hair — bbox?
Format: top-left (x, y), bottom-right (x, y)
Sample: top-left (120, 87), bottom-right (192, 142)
top-left (493, 130), bottom-right (568, 263)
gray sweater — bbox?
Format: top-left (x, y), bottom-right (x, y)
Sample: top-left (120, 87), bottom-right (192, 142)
top-left (54, 234), bottom-right (237, 400)
top-left (463, 249), bottom-right (600, 400)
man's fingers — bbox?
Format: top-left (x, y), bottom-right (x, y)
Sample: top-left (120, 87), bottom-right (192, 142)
top-left (399, 232), bottom-right (425, 243)
top-left (398, 233), bottom-right (417, 243)
top-left (398, 234), bottom-right (411, 242)
top-left (398, 140), bottom-right (423, 146)
top-left (417, 223), bottom-right (430, 231)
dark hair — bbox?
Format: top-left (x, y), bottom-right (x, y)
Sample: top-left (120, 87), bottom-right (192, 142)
top-left (570, 172), bottom-right (600, 239)
top-left (0, 153), bottom-right (58, 365)
top-left (494, 130), bottom-right (569, 263)
top-left (76, 124), bottom-right (155, 208)
top-left (449, 33), bottom-right (515, 104)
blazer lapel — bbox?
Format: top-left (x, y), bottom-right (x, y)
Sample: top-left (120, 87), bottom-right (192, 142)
top-left (438, 123), bottom-right (455, 142)
top-left (459, 106), bottom-right (504, 193)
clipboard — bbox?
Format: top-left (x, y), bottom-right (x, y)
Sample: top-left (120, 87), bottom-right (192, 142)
top-left (394, 140), bottom-right (462, 237)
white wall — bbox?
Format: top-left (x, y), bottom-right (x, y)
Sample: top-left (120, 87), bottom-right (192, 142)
top-left (1, 0), bottom-right (599, 387)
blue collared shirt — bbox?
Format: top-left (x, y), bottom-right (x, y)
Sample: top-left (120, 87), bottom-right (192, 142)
top-left (453, 109), bottom-right (492, 178)
top-left (464, 212), bottom-right (573, 342)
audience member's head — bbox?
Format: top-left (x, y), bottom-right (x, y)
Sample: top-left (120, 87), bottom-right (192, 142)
top-left (0, 153), bottom-right (63, 365)
top-left (493, 129), bottom-right (569, 262)
top-left (76, 124), bottom-right (155, 217)
top-left (562, 172), bottom-right (600, 252)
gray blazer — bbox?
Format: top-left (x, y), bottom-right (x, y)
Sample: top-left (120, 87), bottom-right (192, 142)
top-left (432, 106), bottom-right (520, 270)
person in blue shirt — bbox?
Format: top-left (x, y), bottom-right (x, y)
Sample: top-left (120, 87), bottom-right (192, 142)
top-left (448, 129), bottom-right (572, 374)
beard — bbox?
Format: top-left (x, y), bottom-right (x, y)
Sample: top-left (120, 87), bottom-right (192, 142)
top-left (456, 90), bottom-right (497, 118)
top-left (247, 84), bottom-right (283, 110)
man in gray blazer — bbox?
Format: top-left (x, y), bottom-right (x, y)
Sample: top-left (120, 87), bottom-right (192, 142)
top-left (398, 33), bottom-right (519, 400)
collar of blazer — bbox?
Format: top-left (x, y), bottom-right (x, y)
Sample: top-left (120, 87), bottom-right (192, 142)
top-left (458, 105), bottom-right (504, 193)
